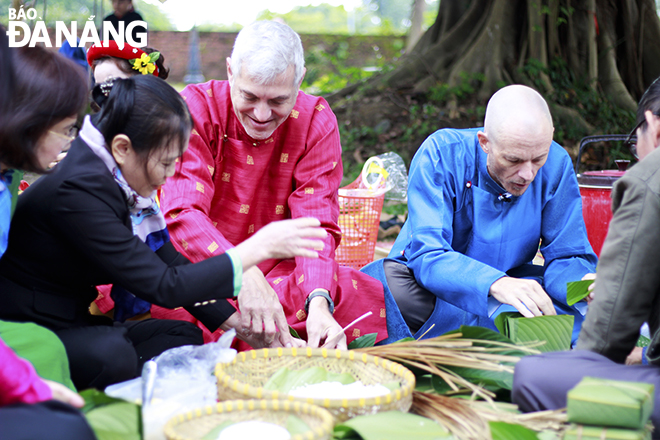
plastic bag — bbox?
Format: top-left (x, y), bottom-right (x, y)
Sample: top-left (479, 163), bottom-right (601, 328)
top-left (359, 152), bottom-right (408, 202)
top-left (105, 329), bottom-right (237, 440)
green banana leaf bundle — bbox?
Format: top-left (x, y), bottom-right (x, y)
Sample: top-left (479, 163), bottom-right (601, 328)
top-left (562, 424), bottom-right (653, 440)
top-left (567, 377), bottom-right (654, 430)
top-left (494, 312), bottom-right (573, 353)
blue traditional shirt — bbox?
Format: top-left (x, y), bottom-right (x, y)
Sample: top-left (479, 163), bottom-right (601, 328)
top-left (390, 128), bottom-right (597, 323)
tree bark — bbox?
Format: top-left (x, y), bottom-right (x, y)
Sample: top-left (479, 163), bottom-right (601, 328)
top-left (368, 0), bottom-right (660, 109)
top-left (406, 0), bottom-right (426, 52)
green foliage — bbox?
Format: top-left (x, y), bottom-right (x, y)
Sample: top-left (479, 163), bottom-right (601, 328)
top-left (303, 41), bottom-right (398, 96)
top-left (257, 4), bottom-right (351, 35)
top-left (428, 72), bottom-right (486, 104)
top-left (0, 0), bottom-right (173, 31)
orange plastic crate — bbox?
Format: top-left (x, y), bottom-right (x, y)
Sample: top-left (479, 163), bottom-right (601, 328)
top-left (336, 177), bottom-right (385, 270)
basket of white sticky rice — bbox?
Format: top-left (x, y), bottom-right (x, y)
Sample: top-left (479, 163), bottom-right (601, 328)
top-left (215, 347), bottom-right (416, 421)
top-left (163, 399), bottom-right (334, 440)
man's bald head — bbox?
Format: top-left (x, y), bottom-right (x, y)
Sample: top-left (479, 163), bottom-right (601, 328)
top-left (477, 85), bottom-right (554, 196)
top-left (483, 85), bottom-right (553, 144)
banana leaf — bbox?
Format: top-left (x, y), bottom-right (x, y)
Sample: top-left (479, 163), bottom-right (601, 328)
top-left (434, 326), bottom-right (533, 393)
top-left (263, 366), bottom-right (356, 394)
top-left (348, 333), bottom-right (378, 349)
top-left (79, 389), bottom-right (141, 440)
top-left (494, 313), bottom-right (573, 353)
top-left (563, 424), bottom-right (652, 440)
top-left (489, 421), bottom-right (539, 440)
top-left (333, 411), bottom-right (452, 440)
top-left (566, 280), bottom-right (594, 306)
top-left (567, 377), bottom-right (654, 429)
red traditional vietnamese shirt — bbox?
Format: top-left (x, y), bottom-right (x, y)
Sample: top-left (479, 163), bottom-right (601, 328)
top-left (154, 80), bottom-right (387, 346)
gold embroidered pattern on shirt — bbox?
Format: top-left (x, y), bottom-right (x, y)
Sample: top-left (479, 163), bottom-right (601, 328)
top-left (304, 187), bottom-right (314, 194)
top-left (273, 277), bottom-right (284, 285)
top-left (239, 204), bottom-right (250, 214)
top-left (206, 88), bottom-right (213, 97)
top-left (291, 109), bottom-right (300, 119)
top-left (207, 242), bottom-right (219, 253)
top-left (280, 153), bottom-right (289, 163)
top-left (221, 172), bottom-right (230, 182)
top-left (352, 329), bottom-right (361, 338)
top-left (248, 224), bottom-right (254, 233)
top-left (207, 165), bottom-right (214, 175)
top-left (276, 205), bottom-right (284, 214)
top-left (352, 279), bottom-right (358, 290)
top-left (380, 308), bottom-right (386, 318)
top-left (195, 182), bottom-right (204, 193)
top-left (191, 129), bottom-right (200, 136)
top-left (296, 309), bottom-right (306, 321)
top-left (315, 104), bottom-right (325, 112)
top-left (298, 274), bottom-right (304, 284)
top-left (181, 239), bottom-right (188, 250)
top-left (247, 155), bottom-right (254, 165)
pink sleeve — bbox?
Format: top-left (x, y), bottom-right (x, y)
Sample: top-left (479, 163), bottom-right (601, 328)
top-left (161, 83), bottom-right (235, 263)
top-left (0, 339), bottom-right (52, 406)
top-left (289, 99), bottom-right (343, 297)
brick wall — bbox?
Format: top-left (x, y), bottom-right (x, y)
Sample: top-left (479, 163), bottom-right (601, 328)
top-left (39, 28), bottom-right (404, 84)
top-left (145, 31), bottom-right (405, 83)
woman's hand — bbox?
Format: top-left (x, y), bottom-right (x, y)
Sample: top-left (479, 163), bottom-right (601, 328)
top-left (234, 218), bottom-right (327, 270)
top-left (44, 380), bottom-right (84, 408)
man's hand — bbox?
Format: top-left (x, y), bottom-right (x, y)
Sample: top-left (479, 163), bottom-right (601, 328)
top-left (221, 311), bottom-right (305, 348)
top-left (44, 380), bottom-right (84, 408)
top-left (235, 267), bottom-right (294, 347)
top-left (626, 346), bottom-right (644, 365)
top-left (582, 273), bottom-right (597, 304)
top-left (306, 295), bottom-right (346, 349)
top-left (489, 277), bottom-right (556, 317)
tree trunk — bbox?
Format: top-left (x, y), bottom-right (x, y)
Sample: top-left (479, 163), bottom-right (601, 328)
top-left (354, 0), bottom-right (660, 119)
top-left (406, 0), bottom-right (426, 52)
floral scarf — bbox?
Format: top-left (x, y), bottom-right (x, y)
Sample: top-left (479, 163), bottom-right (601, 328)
top-left (79, 116), bottom-right (168, 321)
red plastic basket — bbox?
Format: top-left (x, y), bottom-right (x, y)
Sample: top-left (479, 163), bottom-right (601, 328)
top-left (335, 176), bottom-right (385, 270)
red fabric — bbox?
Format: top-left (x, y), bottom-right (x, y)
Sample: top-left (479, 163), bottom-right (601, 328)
top-left (86, 40), bottom-right (159, 76)
top-left (0, 339), bottom-right (52, 406)
top-left (155, 80), bottom-right (387, 347)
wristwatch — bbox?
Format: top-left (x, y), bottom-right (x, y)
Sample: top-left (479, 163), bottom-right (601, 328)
top-left (304, 290), bottom-right (334, 315)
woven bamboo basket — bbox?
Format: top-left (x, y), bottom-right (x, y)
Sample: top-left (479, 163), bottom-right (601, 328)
top-left (164, 399), bottom-right (334, 440)
top-left (215, 347), bottom-right (416, 422)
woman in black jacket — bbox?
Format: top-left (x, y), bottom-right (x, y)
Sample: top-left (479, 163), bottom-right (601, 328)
top-left (0, 75), bottom-right (325, 390)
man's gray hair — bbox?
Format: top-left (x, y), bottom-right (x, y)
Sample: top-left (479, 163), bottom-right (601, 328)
top-left (230, 21), bottom-right (305, 86)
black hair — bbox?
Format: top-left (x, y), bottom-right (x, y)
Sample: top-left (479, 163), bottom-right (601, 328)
top-left (1, 46), bottom-right (88, 173)
top-left (91, 75), bottom-right (192, 162)
top-left (636, 77), bottom-right (660, 130)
